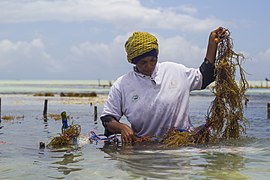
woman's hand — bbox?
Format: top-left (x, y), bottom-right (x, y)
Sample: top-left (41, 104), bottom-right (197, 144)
top-left (106, 119), bottom-right (135, 144)
top-left (120, 124), bottom-right (135, 144)
top-left (205, 27), bottom-right (228, 63)
top-left (209, 27), bottom-right (228, 45)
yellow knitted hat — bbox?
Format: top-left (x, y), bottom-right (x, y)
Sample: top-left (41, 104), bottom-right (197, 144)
top-left (125, 32), bottom-right (159, 63)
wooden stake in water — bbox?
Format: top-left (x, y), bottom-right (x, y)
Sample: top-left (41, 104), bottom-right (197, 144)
top-left (0, 98), bottom-right (1, 123)
top-left (94, 106), bottom-right (97, 121)
top-left (267, 102), bottom-right (270, 119)
top-left (43, 99), bottom-right (48, 118)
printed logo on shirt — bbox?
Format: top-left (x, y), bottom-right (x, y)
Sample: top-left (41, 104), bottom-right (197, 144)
top-left (169, 79), bottom-right (178, 89)
top-left (132, 94), bottom-right (139, 102)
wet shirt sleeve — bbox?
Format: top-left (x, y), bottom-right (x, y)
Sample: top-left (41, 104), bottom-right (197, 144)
top-left (184, 65), bottom-right (203, 91)
top-left (101, 82), bottom-right (123, 120)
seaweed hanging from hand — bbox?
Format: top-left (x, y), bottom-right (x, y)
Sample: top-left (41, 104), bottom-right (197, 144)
top-left (162, 29), bottom-right (249, 147)
top-left (205, 30), bottom-right (249, 141)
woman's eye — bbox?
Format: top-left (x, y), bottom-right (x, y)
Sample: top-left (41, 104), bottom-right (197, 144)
top-left (139, 61), bottom-right (147, 65)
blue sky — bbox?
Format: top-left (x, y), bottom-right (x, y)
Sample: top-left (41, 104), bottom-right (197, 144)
top-left (0, 0), bottom-right (269, 80)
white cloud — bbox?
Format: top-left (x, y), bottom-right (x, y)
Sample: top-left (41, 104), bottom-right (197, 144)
top-left (180, 5), bottom-right (198, 15)
top-left (66, 33), bottom-right (130, 79)
top-left (0, 0), bottom-right (223, 32)
top-left (164, 4), bottom-right (198, 15)
top-left (0, 39), bottom-right (44, 61)
top-left (258, 48), bottom-right (270, 62)
top-left (70, 34), bottom-right (126, 65)
top-left (0, 39), bottom-right (61, 78)
top-left (0, 0), bottom-right (264, 80)
top-left (66, 33), bottom-right (206, 79)
top-left (1, 34), bottom-right (268, 80)
top-left (236, 48), bottom-right (270, 80)
top-left (0, 32), bottom-right (209, 80)
top-left (159, 35), bottom-right (205, 67)
top-left (0, 35), bottom-right (129, 80)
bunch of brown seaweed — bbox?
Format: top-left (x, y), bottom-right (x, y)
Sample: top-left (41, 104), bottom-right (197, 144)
top-left (47, 123), bottom-right (81, 148)
top-left (162, 30), bottom-right (249, 147)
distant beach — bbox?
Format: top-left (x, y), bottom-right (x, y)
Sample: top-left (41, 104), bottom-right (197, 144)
top-left (0, 79), bottom-right (113, 94)
top-left (0, 79), bottom-right (269, 94)
top-left (248, 80), bottom-right (270, 89)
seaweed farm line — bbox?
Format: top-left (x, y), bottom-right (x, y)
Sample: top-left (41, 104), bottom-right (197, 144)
top-left (0, 81), bottom-right (270, 179)
top-left (0, 80), bottom-right (269, 95)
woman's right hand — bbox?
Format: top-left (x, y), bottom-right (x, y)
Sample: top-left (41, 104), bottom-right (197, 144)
top-left (106, 119), bottom-right (135, 144)
top-left (120, 124), bottom-right (135, 144)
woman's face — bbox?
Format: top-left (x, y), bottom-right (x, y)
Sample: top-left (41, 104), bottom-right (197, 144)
top-left (135, 56), bottom-right (157, 76)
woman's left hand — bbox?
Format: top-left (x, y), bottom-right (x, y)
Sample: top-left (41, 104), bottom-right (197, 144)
top-left (209, 27), bottom-right (228, 45)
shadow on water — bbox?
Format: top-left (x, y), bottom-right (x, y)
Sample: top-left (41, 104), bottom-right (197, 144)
top-left (99, 136), bottom-right (262, 180)
top-left (51, 153), bottom-right (83, 175)
top-left (45, 147), bottom-right (84, 176)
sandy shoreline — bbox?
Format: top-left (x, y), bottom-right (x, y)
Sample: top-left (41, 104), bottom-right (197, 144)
top-left (0, 93), bottom-right (109, 106)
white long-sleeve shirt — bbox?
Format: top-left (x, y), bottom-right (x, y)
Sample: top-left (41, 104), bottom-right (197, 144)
top-left (101, 61), bottom-right (203, 137)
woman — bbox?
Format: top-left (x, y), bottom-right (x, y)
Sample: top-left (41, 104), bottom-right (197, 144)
top-left (101, 27), bottom-right (226, 144)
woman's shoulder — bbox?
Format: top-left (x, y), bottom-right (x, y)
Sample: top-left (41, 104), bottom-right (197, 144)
top-left (159, 61), bottom-right (187, 70)
top-left (112, 70), bottom-right (135, 87)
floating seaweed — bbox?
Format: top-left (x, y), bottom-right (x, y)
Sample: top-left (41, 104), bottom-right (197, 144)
top-left (1, 115), bottom-right (24, 121)
top-left (60, 92), bottom-right (97, 97)
top-left (162, 29), bottom-right (249, 147)
top-left (47, 123), bottom-right (81, 148)
top-left (33, 92), bottom-right (55, 96)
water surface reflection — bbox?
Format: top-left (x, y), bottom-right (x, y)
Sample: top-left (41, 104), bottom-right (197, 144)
top-left (100, 142), bottom-right (254, 179)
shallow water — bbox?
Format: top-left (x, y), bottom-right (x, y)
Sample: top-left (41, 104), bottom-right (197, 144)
top-left (1, 86), bottom-right (270, 179)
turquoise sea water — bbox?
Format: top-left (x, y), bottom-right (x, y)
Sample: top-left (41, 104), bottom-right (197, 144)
top-left (0, 80), bottom-right (113, 94)
top-left (0, 80), bottom-right (270, 179)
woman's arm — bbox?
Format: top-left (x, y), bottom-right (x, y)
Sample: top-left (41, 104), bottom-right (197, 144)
top-left (101, 115), bottom-right (135, 144)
